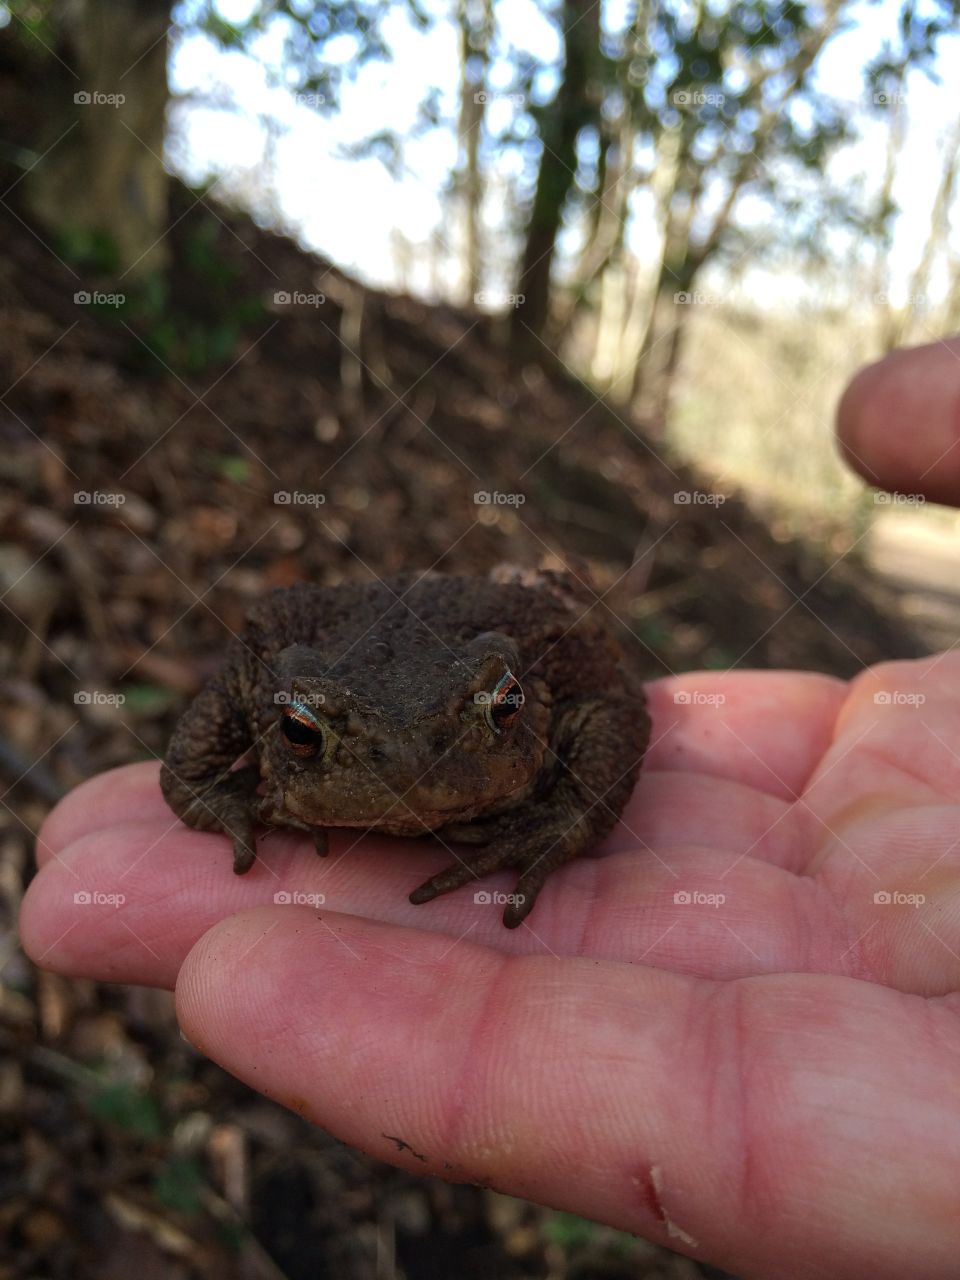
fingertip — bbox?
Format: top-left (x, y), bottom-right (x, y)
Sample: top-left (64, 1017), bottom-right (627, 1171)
top-left (36, 762), bottom-right (166, 865)
top-left (18, 862), bottom-right (56, 970)
top-left (836, 338), bottom-right (960, 504)
top-left (173, 907), bottom-right (511, 1137)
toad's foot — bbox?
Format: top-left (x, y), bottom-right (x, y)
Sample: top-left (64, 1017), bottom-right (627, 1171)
top-left (411, 808), bottom-right (586, 928)
top-left (159, 762), bottom-right (260, 874)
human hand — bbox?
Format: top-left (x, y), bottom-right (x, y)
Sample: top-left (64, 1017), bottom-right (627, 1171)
top-left (21, 340), bottom-right (960, 1279)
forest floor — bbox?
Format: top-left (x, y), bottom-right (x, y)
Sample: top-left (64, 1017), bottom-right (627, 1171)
top-left (0, 182), bottom-right (936, 1280)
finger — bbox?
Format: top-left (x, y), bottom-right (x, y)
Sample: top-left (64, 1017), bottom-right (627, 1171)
top-left (837, 337), bottom-right (960, 504)
top-left (804, 653), bottom-right (960, 993)
top-left (176, 908), bottom-right (960, 1280)
top-left (22, 770), bottom-right (851, 990)
top-left (644, 671), bottom-right (845, 800)
top-left (36, 762), bottom-right (170, 866)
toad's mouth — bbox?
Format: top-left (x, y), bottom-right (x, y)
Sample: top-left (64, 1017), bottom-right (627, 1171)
top-left (281, 777), bottom-right (531, 830)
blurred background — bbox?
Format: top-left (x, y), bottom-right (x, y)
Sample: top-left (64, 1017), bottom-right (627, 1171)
top-left (0, 0), bottom-right (957, 1276)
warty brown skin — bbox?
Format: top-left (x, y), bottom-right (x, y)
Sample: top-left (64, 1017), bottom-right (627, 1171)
top-left (160, 567), bottom-right (650, 927)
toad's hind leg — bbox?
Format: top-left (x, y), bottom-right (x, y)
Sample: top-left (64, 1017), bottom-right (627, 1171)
top-left (409, 844), bottom-right (515, 905)
top-left (412, 697), bottom-right (650, 927)
top-left (159, 660), bottom-right (262, 873)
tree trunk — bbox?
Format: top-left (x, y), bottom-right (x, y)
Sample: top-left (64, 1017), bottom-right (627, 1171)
top-left (15, 0), bottom-right (171, 277)
top-left (509, 0), bottom-right (599, 358)
top-left (455, 0), bottom-right (492, 303)
top-left (896, 113), bottom-right (960, 348)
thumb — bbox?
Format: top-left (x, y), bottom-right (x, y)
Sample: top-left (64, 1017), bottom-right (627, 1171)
top-left (176, 907), bottom-right (960, 1280)
top-left (837, 336), bottom-right (960, 504)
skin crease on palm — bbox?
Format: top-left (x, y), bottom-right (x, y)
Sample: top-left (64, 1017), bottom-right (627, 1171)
top-left (19, 339), bottom-right (960, 1280)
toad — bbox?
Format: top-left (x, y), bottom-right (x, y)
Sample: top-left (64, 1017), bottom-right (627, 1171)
top-left (160, 566), bottom-right (649, 927)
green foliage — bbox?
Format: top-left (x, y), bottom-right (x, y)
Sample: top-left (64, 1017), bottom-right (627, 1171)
top-left (89, 1082), bottom-right (164, 1139)
top-left (631, 616), bottom-right (676, 656)
top-left (121, 683), bottom-right (179, 716)
top-left (543, 1210), bottom-right (636, 1258)
top-left (57, 227), bottom-right (121, 275)
top-left (115, 214), bottom-right (266, 375)
top-left (183, 215), bottom-right (238, 289)
top-left (543, 1211), bottom-right (600, 1250)
top-left (178, 0), bottom-right (426, 104)
top-left (211, 455), bottom-right (253, 482)
top-left (154, 1157), bottom-right (205, 1214)
top-left (0, 0), bottom-right (58, 48)
top-left (867, 0), bottom-right (960, 98)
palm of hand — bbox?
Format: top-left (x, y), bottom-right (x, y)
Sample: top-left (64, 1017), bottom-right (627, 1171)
top-left (21, 657), bottom-right (960, 1280)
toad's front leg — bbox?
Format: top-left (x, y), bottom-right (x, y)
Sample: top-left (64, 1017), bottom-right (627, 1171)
top-left (411, 697), bottom-right (649, 927)
top-left (159, 661), bottom-right (263, 873)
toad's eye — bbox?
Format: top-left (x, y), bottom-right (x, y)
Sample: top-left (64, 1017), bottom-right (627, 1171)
top-left (484, 671), bottom-right (525, 733)
top-left (281, 701), bottom-right (324, 758)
